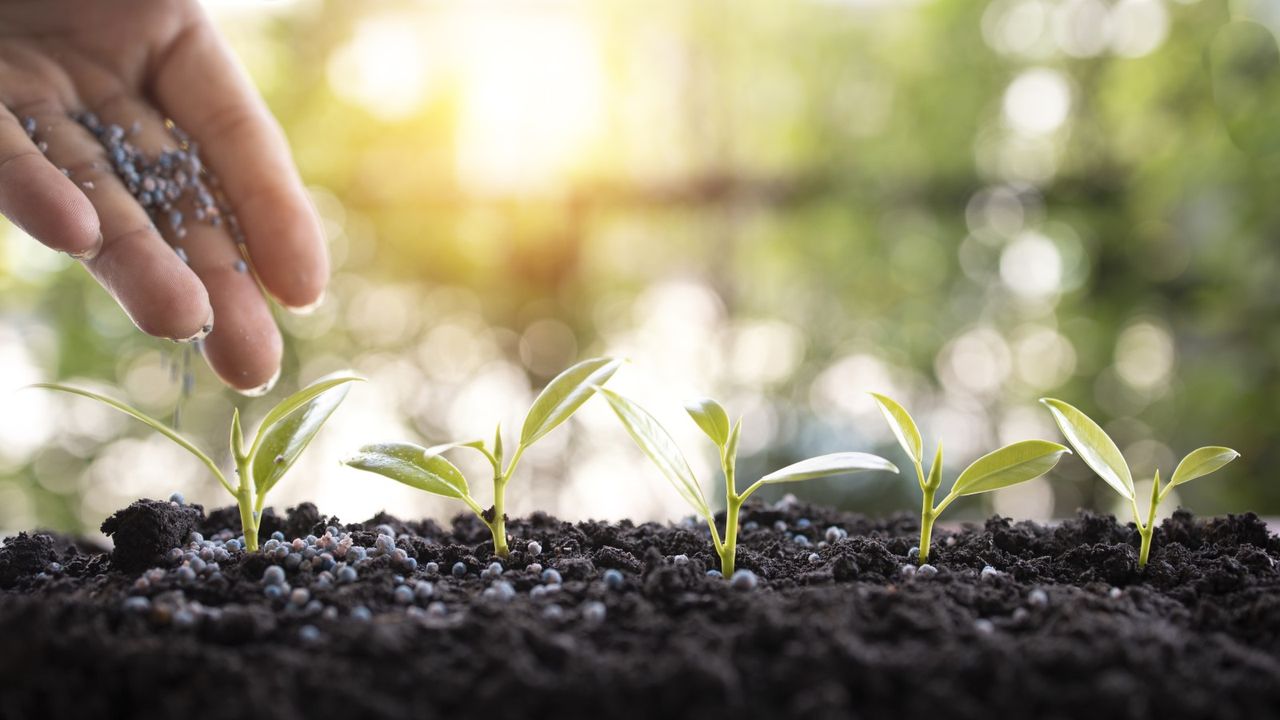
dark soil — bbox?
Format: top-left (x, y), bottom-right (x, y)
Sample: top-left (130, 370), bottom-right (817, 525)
top-left (99, 499), bottom-right (204, 572)
top-left (2, 497), bottom-right (1279, 720)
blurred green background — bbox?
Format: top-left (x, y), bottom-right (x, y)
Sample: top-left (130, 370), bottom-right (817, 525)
top-left (2, 0), bottom-right (1278, 535)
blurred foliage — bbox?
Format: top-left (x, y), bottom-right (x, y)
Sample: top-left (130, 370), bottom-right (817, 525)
top-left (3, 0), bottom-right (1279, 532)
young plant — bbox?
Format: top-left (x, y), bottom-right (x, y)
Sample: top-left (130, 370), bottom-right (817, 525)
top-left (344, 357), bottom-right (621, 559)
top-left (1040, 398), bottom-right (1240, 567)
top-left (870, 393), bottom-right (1071, 565)
top-left (34, 372), bottom-right (362, 552)
top-left (598, 389), bottom-right (899, 577)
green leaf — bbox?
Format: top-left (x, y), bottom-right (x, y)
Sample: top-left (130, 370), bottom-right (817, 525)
top-left (598, 388), bottom-right (711, 519)
top-left (30, 383), bottom-right (231, 495)
top-left (1040, 398), bottom-right (1134, 501)
top-left (685, 397), bottom-right (731, 447)
top-left (924, 443), bottom-right (943, 490)
top-left (424, 440), bottom-right (485, 456)
top-left (723, 418), bottom-right (743, 481)
top-left (254, 371), bottom-right (363, 440)
top-left (520, 357), bottom-right (622, 446)
top-left (230, 408), bottom-right (246, 463)
top-left (1149, 468), bottom-right (1162, 519)
top-left (759, 452), bottom-right (898, 485)
top-left (952, 440), bottom-right (1071, 496)
top-left (869, 393), bottom-right (923, 465)
top-left (251, 372), bottom-right (361, 498)
top-left (344, 442), bottom-right (470, 499)
top-left (416, 438), bottom-right (501, 473)
top-left (725, 418), bottom-right (742, 464)
top-left (1169, 446), bottom-right (1240, 489)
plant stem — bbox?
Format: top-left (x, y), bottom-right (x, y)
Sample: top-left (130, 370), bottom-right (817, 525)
top-left (235, 457), bottom-right (259, 552)
top-left (719, 495), bottom-right (742, 577)
top-left (484, 443), bottom-right (525, 559)
top-left (918, 483), bottom-right (937, 565)
top-left (715, 446), bottom-right (742, 576)
top-left (1136, 477), bottom-right (1160, 568)
top-left (490, 477), bottom-right (510, 558)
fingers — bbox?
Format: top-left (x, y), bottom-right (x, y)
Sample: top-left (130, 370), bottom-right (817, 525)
top-left (0, 104), bottom-right (101, 257)
top-left (83, 92), bottom-right (283, 393)
top-left (151, 16), bottom-right (328, 312)
top-left (198, 253), bottom-right (284, 395)
top-left (25, 101), bottom-right (214, 343)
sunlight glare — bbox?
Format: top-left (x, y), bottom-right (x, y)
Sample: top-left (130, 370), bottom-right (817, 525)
top-left (453, 7), bottom-right (604, 195)
top-left (328, 14), bottom-right (432, 121)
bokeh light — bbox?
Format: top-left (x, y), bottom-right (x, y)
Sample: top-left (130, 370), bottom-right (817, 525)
top-left (1, 0), bottom-right (1276, 537)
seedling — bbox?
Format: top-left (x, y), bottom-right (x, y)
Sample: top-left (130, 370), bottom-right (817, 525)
top-left (598, 389), bottom-right (899, 577)
top-left (870, 393), bottom-right (1071, 565)
top-left (1040, 398), bottom-right (1239, 567)
top-left (344, 357), bottom-right (621, 559)
top-left (34, 372), bottom-right (362, 552)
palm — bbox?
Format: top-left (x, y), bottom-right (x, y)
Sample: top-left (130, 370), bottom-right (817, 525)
top-left (0, 0), bottom-right (327, 394)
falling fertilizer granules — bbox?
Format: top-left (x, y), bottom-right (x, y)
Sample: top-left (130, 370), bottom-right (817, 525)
top-left (20, 112), bottom-right (255, 412)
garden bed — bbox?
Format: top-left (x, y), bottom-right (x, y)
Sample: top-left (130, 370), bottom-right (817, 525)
top-left (1, 498), bottom-right (1278, 720)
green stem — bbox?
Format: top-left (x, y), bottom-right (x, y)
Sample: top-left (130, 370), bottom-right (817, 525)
top-left (719, 496), bottom-right (742, 577)
top-left (715, 446), bottom-right (742, 576)
top-left (918, 483), bottom-right (937, 565)
top-left (490, 477), bottom-right (510, 558)
top-left (503, 444), bottom-right (527, 480)
top-left (479, 443), bottom-right (527, 559)
top-left (1129, 501), bottom-right (1149, 569)
top-left (705, 517), bottom-right (725, 556)
top-left (1136, 477), bottom-right (1160, 568)
top-left (235, 457), bottom-right (259, 552)
top-left (461, 494), bottom-right (487, 519)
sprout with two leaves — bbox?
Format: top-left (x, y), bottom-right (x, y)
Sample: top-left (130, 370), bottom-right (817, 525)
top-left (598, 389), bottom-right (899, 577)
top-left (1040, 398), bottom-right (1240, 568)
top-left (870, 393), bottom-right (1072, 565)
top-left (34, 372), bottom-right (362, 552)
top-left (344, 358), bottom-right (621, 559)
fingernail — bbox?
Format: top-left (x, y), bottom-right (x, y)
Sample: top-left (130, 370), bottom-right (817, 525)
top-left (175, 309), bottom-right (215, 343)
top-left (69, 232), bottom-right (104, 261)
top-left (235, 365), bottom-right (281, 398)
top-left (285, 291), bottom-right (326, 317)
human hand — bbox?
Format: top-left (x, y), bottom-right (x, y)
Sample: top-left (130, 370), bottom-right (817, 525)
top-left (0, 0), bottom-right (327, 394)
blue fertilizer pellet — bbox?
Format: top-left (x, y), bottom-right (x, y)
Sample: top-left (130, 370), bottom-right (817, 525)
top-left (603, 569), bottom-right (624, 590)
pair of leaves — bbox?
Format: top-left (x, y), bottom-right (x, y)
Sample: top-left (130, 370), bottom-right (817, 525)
top-left (601, 390), bottom-right (899, 521)
top-left (347, 357), bottom-right (620, 502)
top-left (870, 393), bottom-right (1071, 499)
top-left (1040, 398), bottom-right (1239, 501)
top-left (34, 371), bottom-right (361, 502)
